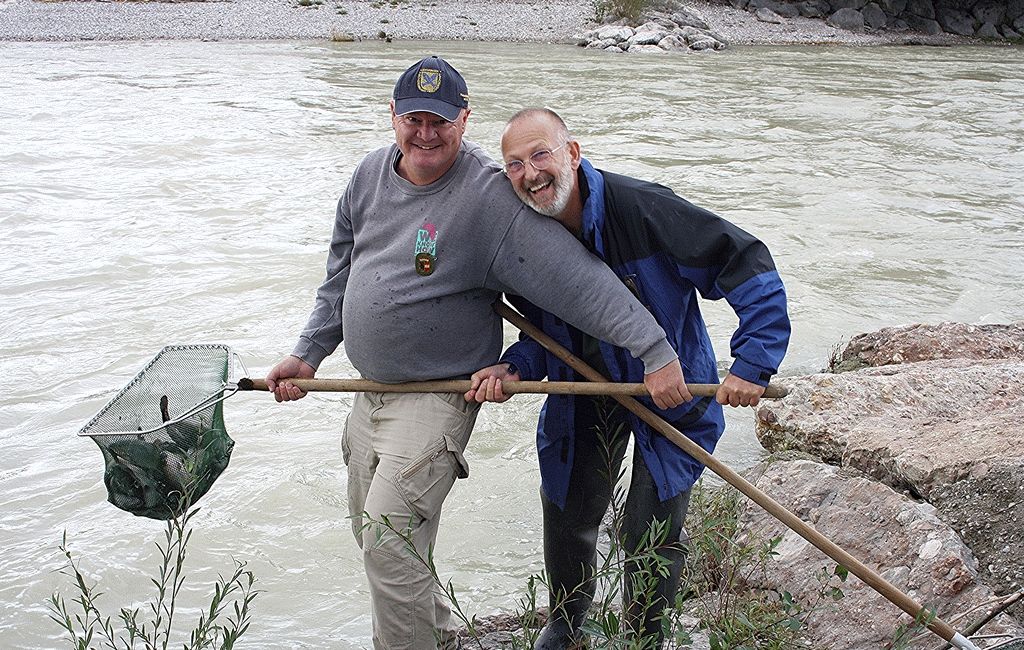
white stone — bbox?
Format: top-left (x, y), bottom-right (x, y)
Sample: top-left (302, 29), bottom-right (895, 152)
top-left (658, 33), bottom-right (689, 50)
top-left (628, 27), bottom-right (668, 45)
top-left (627, 44), bottom-right (666, 53)
top-left (596, 25), bottom-right (634, 41)
top-left (919, 538), bottom-right (942, 559)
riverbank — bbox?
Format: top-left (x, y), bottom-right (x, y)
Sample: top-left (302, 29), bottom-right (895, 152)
top-left (0, 0), bottom-right (978, 45)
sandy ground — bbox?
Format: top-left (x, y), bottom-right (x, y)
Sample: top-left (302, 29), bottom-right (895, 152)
top-left (0, 0), bottom-right (976, 45)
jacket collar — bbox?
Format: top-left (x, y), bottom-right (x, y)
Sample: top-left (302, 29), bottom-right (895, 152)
top-left (578, 157), bottom-right (606, 258)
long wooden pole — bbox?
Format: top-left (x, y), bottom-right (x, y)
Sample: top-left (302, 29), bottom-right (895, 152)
top-left (239, 377), bottom-right (787, 399)
top-left (493, 300), bottom-right (978, 650)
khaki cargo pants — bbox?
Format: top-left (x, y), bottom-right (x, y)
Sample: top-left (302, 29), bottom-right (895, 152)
top-left (342, 391), bottom-right (480, 650)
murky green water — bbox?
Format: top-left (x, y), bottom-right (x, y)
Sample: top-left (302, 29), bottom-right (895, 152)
top-left (1, 40), bottom-right (1022, 648)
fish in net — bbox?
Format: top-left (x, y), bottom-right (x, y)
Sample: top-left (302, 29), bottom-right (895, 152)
top-left (80, 345), bottom-right (237, 520)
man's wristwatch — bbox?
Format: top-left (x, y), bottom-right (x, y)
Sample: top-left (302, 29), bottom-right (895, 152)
top-left (504, 362), bottom-right (519, 377)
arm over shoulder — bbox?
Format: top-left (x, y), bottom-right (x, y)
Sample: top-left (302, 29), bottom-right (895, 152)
top-left (486, 208), bottom-right (676, 374)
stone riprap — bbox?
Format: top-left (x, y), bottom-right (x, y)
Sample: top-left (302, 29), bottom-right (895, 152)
top-left (576, 9), bottom-right (729, 52)
top-left (755, 322), bottom-right (1024, 596)
top-left (735, 458), bottom-right (1022, 649)
top-left (729, 0), bottom-right (1024, 38)
top-left (572, 0), bottom-right (980, 54)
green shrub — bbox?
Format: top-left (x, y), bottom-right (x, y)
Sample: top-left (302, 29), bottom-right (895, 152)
top-left (49, 504), bottom-right (258, 650)
top-left (359, 408), bottom-right (847, 649)
top-left (595, 0), bottom-right (658, 23)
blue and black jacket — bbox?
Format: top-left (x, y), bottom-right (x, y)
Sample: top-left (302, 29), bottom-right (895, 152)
top-left (501, 158), bottom-right (790, 509)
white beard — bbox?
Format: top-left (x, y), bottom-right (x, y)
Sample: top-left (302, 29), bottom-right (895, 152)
top-left (520, 155), bottom-right (574, 218)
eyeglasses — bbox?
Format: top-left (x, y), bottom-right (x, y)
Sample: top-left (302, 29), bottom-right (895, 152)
top-left (396, 114), bottom-right (459, 132)
top-left (503, 142), bottom-right (568, 178)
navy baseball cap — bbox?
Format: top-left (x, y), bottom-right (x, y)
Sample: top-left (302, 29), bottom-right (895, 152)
top-left (393, 56), bottom-right (469, 122)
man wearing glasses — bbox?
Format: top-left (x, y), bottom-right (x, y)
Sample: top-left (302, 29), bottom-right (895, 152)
top-left (265, 59), bottom-right (691, 649)
top-left (466, 108), bottom-right (790, 649)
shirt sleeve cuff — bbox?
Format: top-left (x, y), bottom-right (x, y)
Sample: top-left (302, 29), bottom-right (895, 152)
top-left (729, 358), bottom-right (774, 387)
top-left (291, 338), bottom-right (331, 370)
top-left (640, 339), bottom-right (679, 375)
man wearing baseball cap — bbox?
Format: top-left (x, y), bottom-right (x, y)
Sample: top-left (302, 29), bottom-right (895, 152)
top-left (266, 56), bottom-right (689, 649)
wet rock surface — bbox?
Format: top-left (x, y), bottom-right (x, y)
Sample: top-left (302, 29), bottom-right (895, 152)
top-left (735, 458), bottom-right (1023, 648)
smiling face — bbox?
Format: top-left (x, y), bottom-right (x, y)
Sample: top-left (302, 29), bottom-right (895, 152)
top-left (390, 103), bottom-right (469, 186)
top-left (500, 112), bottom-right (581, 222)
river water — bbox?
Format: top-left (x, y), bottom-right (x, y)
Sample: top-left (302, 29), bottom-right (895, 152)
top-left (1, 40), bottom-right (1022, 648)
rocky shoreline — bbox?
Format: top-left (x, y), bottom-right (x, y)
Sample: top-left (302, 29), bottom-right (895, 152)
top-left (747, 321), bottom-right (1024, 648)
top-left (0, 0), bottom-right (995, 45)
top-left (463, 322), bottom-right (1024, 649)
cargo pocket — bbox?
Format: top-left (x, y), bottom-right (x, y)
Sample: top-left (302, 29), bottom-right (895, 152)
top-left (396, 434), bottom-right (469, 521)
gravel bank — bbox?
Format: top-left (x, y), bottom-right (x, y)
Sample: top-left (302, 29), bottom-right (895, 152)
top-left (0, 0), bottom-right (974, 45)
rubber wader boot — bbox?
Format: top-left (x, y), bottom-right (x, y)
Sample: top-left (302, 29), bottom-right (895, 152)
top-left (620, 480), bottom-right (692, 649)
top-left (534, 487), bottom-right (606, 650)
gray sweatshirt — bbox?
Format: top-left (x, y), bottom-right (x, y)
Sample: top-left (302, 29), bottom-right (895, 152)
top-left (292, 140), bottom-right (676, 383)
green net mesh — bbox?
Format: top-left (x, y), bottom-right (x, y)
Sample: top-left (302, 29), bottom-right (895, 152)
top-left (80, 345), bottom-right (236, 520)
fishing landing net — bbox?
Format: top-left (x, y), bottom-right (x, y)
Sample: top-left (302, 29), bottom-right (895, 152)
top-left (79, 344), bottom-right (241, 520)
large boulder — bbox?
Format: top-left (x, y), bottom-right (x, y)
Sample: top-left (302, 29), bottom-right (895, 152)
top-left (596, 25), bottom-right (635, 41)
top-left (628, 24), bottom-right (670, 45)
top-left (757, 6), bottom-right (786, 22)
top-left (756, 322), bottom-right (1024, 597)
top-left (877, 0), bottom-right (909, 15)
top-left (670, 7), bottom-right (711, 29)
top-left (735, 459), bottom-right (1023, 649)
top-left (863, 2), bottom-right (889, 27)
top-left (906, 0), bottom-right (937, 18)
top-left (658, 33), bottom-right (690, 50)
top-left (937, 6), bottom-right (979, 33)
top-left (831, 0), bottom-right (868, 9)
top-left (756, 358), bottom-right (1024, 499)
top-left (906, 13), bottom-right (948, 32)
top-left (627, 43), bottom-right (667, 53)
top-left (827, 7), bottom-right (867, 29)
top-left (973, 0), bottom-right (1007, 23)
top-left (834, 322), bottom-right (1024, 372)
top-left (775, 2), bottom-right (803, 17)
top-left (976, 20), bottom-right (1003, 36)
top-left (799, 0), bottom-right (832, 16)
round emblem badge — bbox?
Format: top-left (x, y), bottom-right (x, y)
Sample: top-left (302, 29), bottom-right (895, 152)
top-left (415, 252), bottom-right (435, 276)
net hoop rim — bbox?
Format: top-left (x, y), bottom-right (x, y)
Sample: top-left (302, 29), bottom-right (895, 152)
top-left (78, 344), bottom-right (242, 438)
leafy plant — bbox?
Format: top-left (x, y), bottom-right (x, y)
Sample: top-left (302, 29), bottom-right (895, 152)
top-left (889, 605), bottom-right (937, 650)
top-left (358, 405), bottom-right (848, 649)
top-left (358, 512), bottom-right (486, 648)
top-left (49, 502), bottom-right (258, 649)
top-left (682, 482), bottom-right (848, 649)
top-left (594, 0), bottom-right (667, 24)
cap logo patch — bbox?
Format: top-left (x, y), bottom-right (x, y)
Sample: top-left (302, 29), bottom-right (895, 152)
top-left (417, 69), bottom-right (442, 93)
